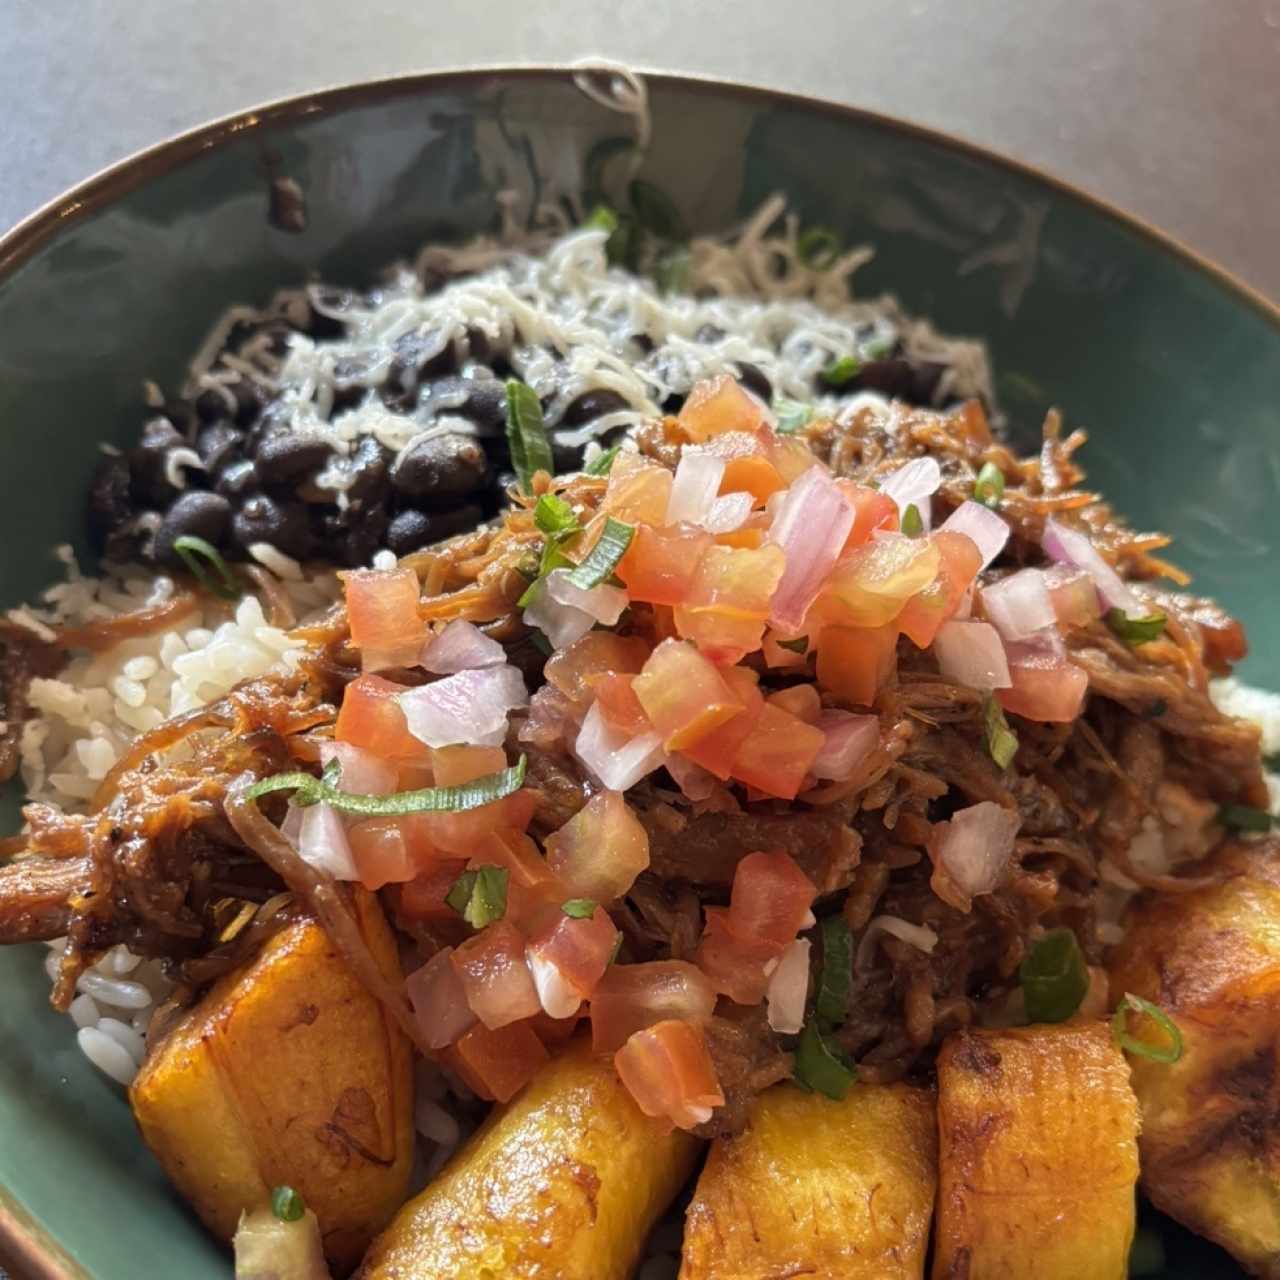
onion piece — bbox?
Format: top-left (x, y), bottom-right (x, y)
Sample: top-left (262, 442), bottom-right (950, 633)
top-left (980, 569), bottom-right (1056, 641)
top-left (933, 620), bottom-right (1012, 689)
top-left (766, 937), bottom-right (812, 1034)
top-left (405, 946), bottom-right (477, 1050)
top-left (665, 753), bottom-right (719, 802)
top-left (421, 619), bottom-right (507, 673)
top-left (546, 570), bottom-right (628, 624)
top-left (574, 700), bottom-right (667, 791)
top-left (397, 665), bottom-right (528, 749)
top-left (297, 801), bottom-right (359, 881)
top-left (523, 570), bottom-right (628, 650)
top-left (526, 952), bottom-right (583, 1020)
top-left (810, 709), bottom-right (879, 780)
top-left (700, 492), bottom-right (755, 534)
top-left (940, 500), bottom-right (1010, 570)
top-left (666, 451), bottom-right (726, 525)
top-left (854, 915), bottom-right (939, 972)
top-left (928, 800), bottom-right (1022, 911)
top-left (318, 741), bottom-right (398, 795)
top-left (879, 457), bottom-right (941, 530)
top-left (767, 466), bottom-right (856, 630)
top-left (1042, 517), bottom-right (1144, 618)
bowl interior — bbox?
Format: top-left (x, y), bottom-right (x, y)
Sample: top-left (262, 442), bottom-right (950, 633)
top-left (0, 68), bottom-right (1275, 1278)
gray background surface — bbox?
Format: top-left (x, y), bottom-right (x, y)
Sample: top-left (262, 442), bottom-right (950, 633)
top-left (2, 0), bottom-right (1279, 303)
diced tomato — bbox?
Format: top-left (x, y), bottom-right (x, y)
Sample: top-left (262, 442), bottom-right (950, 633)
top-left (320, 741), bottom-right (399, 796)
top-left (695, 906), bottom-right (778, 1004)
top-left (614, 1019), bottom-right (725, 1131)
top-left (835, 480), bottom-right (900, 550)
top-left (698, 432), bottom-right (786, 503)
top-left (527, 905), bottom-right (619, 1005)
top-left (347, 817), bottom-right (418, 891)
top-left (589, 961), bottom-right (717, 1054)
top-left (616, 522), bottom-right (713, 606)
top-left (587, 672), bottom-right (652, 737)
top-left (714, 526), bottom-right (766, 550)
top-left (335, 674), bottom-right (429, 760)
top-left (767, 434), bottom-right (822, 484)
top-left (632, 638), bottom-right (744, 750)
top-left (396, 759), bottom-right (436, 791)
top-left (430, 745), bottom-right (507, 787)
top-left (727, 851), bottom-right (817, 951)
top-left (729, 703), bottom-right (825, 800)
top-left (897, 531), bottom-right (983, 649)
top-left (673, 543), bottom-right (787, 663)
top-left (681, 665), bottom-right (764, 780)
top-left (998, 654), bottom-right (1089, 723)
top-left (761, 630), bottom-right (809, 669)
top-left (821, 534), bottom-right (941, 629)
top-left (601, 454), bottom-right (674, 526)
top-left (473, 828), bottom-right (567, 931)
top-left (405, 747), bottom-right (534, 855)
top-left (545, 632), bottom-right (650, 709)
top-left (816, 625), bottom-right (899, 707)
top-left (451, 921), bottom-right (542, 1029)
top-left (405, 946), bottom-right (476, 1050)
top-left (677, 374), bottom-right (770, 443)
top-left (765, 684), bottom-right (821, 723)
top-left (543, 790), bottom-right (650, 901)
top-left (1043, 565), bottom-right (1102, 629)
top-left (343, 565), bottom-right (425, 662)
top-left (398, 858), bottom-right (469, 924)
top-left (447, 1020), bottom-right (548, 1103)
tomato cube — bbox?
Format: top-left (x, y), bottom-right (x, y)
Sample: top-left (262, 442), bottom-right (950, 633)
top-left (632, 638), bottom-right (745, 750)
top-left (673, 543), bottom-right (786, 663)
top-left (821, 534), bottom-right (941, 629)
top-left (614, 1019), bottom-right (724, 1131)
top-left (343, 565), bottom-right (425, 660)
top-left (590, 961), bottom-right (717, 1054)
top-left (450, 921), bottom-right (541, 1030)
top-left (347, 817), bottom-right (418, 891)
top-left (727, 851), bottom-right (817, 951)
top-left (998, 654), bottom-right (1089, 723)
top-left (729, 702), bottom-right (825, 800)
top-left (677, 375), bottom-right (770, 443)
top-left (543, 790), bottom-right (650, 901)
top-left (616, 522), bottom-right (714, 606)
top-left (816, 625), bottom-right (899, 707)
top-left (680, 666), bottom-right (764, 780)
top-left (336, 674), bottom-right (429, 760)
top-left (447, 1020), bottom-right (548, 1103)
top-left (897, 530), bottom-right (983, 649)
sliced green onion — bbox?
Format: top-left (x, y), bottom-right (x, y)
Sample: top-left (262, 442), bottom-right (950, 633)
top-left (172, 535), bottom-right (239, 601)
top-left (1105, 608), bottom-right (1167, 647)
top-left (605, 212), bottom-right (640, 269)
top-left (628, 179), bottom-right (687, 241)
top-left (1019, 928), bottom-right (1089, 1024)
top-left (821, 355), bottom-right (861, 388)
top-left (504, 379), bottom-right (554, 494)
top-left (246, 755), bottom-right (527, 817)
top-left (773, 400), bottom-right (814, 434)
top-left (793, 1020), bottom-right (856, 1100)
top-left (271, 1186), bottom-right (304, 1222)
top-left (654, 247), bottom-right (691, 295)
top-left (534, 493), bottom-right (578, 537)
top-left (445, 865), bottom-right (508, 928)
top-left (973, 461), bottom-right (1006, 509)
top-left (562, 898), bottom-right (598, 919)
top-left (796, 227), bottom-right (840, 270)
top-left (815, 916), bottom-right (853, 1027)
top-left (858, 332), bottom-right (896, 361)
top-left (901, 504), bottom-right (924, 536)
top-left (585, 444), bottom-right (621, 476)
top-left (514, 550), bottom-right (541, 583)
top-left (1218, 804), bottom-right (1274, 833)
top-left (776, 635), bottom-right (810, 655)
top-left (565, 518), bottom-right (634, 591)
top-left (1128, 1226), bottom-right (1166, 1276)
top-left (581, 203), bottom-right (620, 234)
top-left (982, 693), bottom-right (1019, 770)
top-left (1111, 992), bottom-right (1183, 1064)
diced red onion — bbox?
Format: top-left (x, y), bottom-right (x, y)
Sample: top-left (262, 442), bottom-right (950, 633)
top-left (700, 492), bottom-right (754, 534)
top-left (546, 570), bottom-right (628, 625)
top-left (666, 451), bottom-right (726, 525)
top-left (1042, 517), bottom-right (1144, 618)
top-left (398, 664), bottom-right (528, 748)
top-left (518, 683), bottom-right (583, 750)
top-left (980, 569), bottom-right (1056, 641)
top-left (1006, 627), bottom-right (1066, 664)
top-left (574, 701), bottom-right (667, 791)
top-left (933, 620), bottom-right (1012, 689)
top-left (319, 741), bottom-right (398, 795)
top-left (766, 937), bottom-right (811, 1034)
top-left (810, 709), bottom-right (879, 780)
top-left (955, 583), bottom-right (975, 620)
top-left (524, 570), bottom-right (628, 650)
top-left (767, 466), bottom-right (856, 631)
top-left (297, 801), bottom-right (359, 881)
top-left (526, 951), bottom-right (583, 1020)
top-left (940, 500), bottom-right (1010, 570)
top-left (280, 802), bottom-right (303, 846)
top-left (421, 619), bottom-right (506, 674)
top-left (880, 457), bottom-right (941, 530)
top-left (405, 947), bottom-right (477, 1050)
top-left (665, 753), bottom-right (719, 802)
top-left (1043, 564), bottom-right (1102, 628)
top-left (854, 915), bottom-right (939, 972)
top-left (928, 801), bottom-right (1021, 910)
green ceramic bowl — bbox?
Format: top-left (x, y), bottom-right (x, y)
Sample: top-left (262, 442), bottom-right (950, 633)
top-left (0, 66), bottom-right (1276, 1280)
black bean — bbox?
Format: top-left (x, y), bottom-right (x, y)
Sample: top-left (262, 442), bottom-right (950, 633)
top-left (86, 455), bottom-right (134, 549)
top-left (631, 333), bottom-right (655, 354)
top-left (214, 458), bottom-right (260, 500)
top-left (253, 430), bottom-right (334, 486)
top-left (329, 385), bottom-right (365, 415)
top-left (464, 326), bottom-right (492, 363)
top-left (195, 386), bottom-right (231, 425)
top-left (229, 379), bottom-right (264, 428)
top-left (292, 299), bottom-right (346, 341)
top-left (562, 388), bottom-right (628, 427)
top-left (386, 505), bottom-right (483, 555)
top-left (196, 423), bottom-right (244, 474)
top-left (231, 494), bottom-right (314, 560)
top-left (128, 418), bottom-right (185, 506)
top-left (346, 435), bottom-right (392, 504)
top-left (319, 505), bottom-right (390, 568)
top-left (695, 323), bottom-right (726, 343)
top-left (160, 400), bottom-right (197, 438)
top-left (391, 433), bottom-right (488, 505)
top-left (733, 361), bottom-right (773, 404)
top-left (909, 360), bottom-right (948, 406)
top-left (154, 492), bottom-right (234, 567)
top-left (423, 375), bottom-right (507, 430)
top-left (846, 358), bottom-right (916, 401)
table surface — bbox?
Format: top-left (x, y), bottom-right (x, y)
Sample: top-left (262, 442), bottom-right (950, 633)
top-left (0, 3), bottom-right (1277, 1277)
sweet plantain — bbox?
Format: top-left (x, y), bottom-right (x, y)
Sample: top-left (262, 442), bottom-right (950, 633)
top-left (130, 890), bottom-right (413, 1274)
top-left (933, 1021), bottom-right (1139, 1279)
top-left (1108, 836), bottom-right (1280, 1276)
top-left (679, 1081), bottom-right (937, 1280)
top-left (356, 1035), bottom-right (699, 1279)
